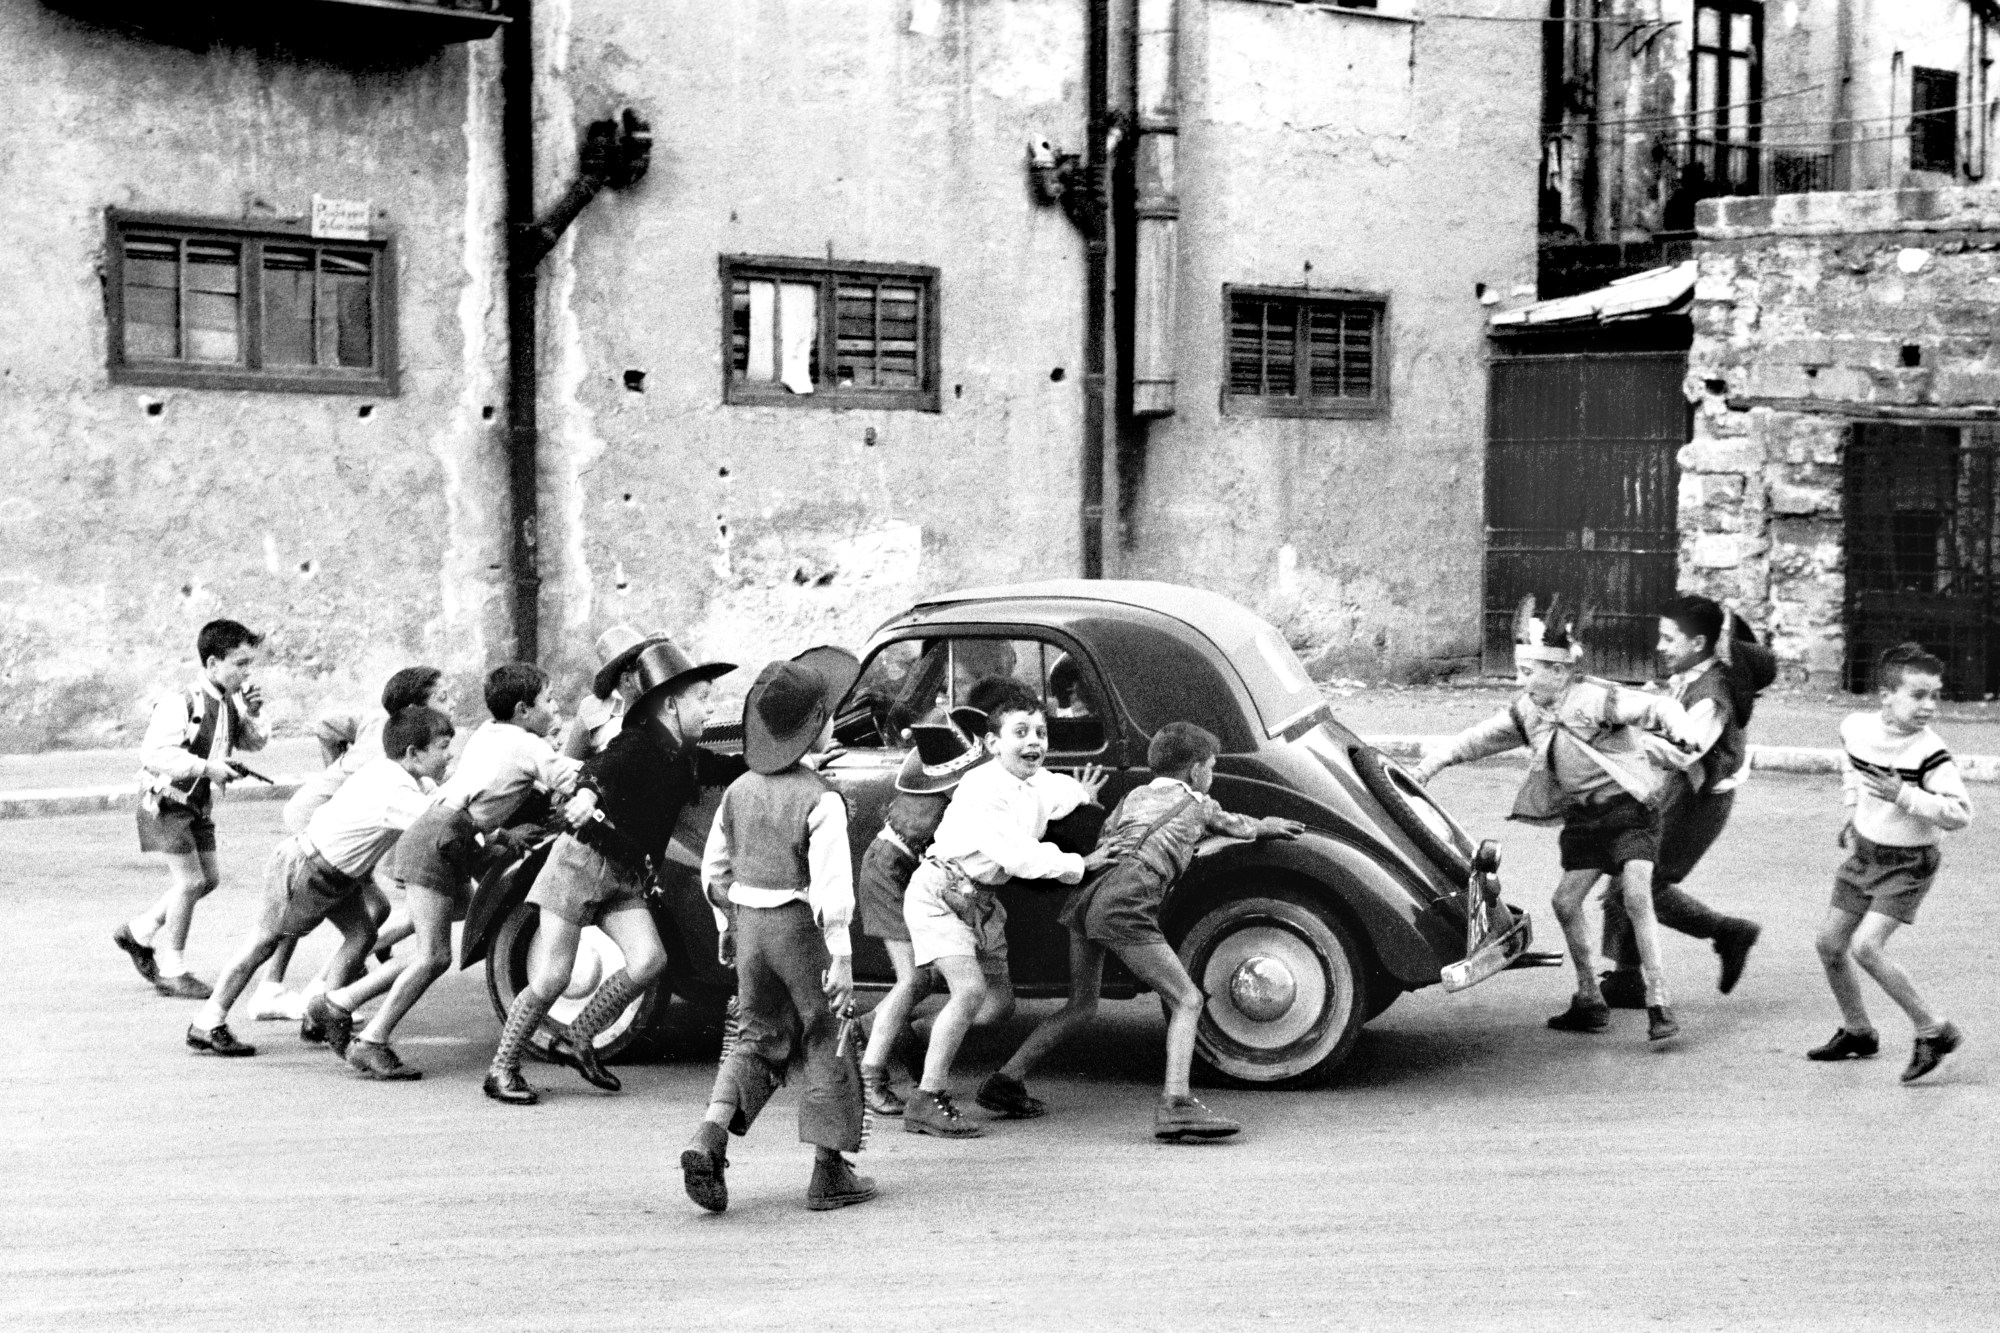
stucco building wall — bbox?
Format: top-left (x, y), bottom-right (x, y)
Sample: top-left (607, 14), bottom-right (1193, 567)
top-left (1682, 186), bottom-right (2000, 685)
top-left (1115, 2), bottom-right (1541, 680)
top-left (0, 2), bottom-right (507, 748)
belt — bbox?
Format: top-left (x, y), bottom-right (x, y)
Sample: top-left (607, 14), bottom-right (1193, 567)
top-left (295, 834), bottom-right (365, 892)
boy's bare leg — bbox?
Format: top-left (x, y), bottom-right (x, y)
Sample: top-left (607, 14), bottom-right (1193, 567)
top-left (861, 940), bottom-right (930, 1074)
top-left (1112, 941), bottom-right (1206, 1098)
top-left (489, 913), bottom-right (579, 1076)
top-left (1847, 912), bottom-right (1940, 1033)
top-left (349, 885), bottom-right (456, 1045)
top-left (312, 883), bottom-right (396, 992)
top-left (191, 928), bottom-right (285, 1031)
top-left (1615, 859), bottom-right (1669, 1006)
top-left (918, 954), bottom-right (988, 1091)
top-left (1814, 907), bottom-right (1874, 1034)
top-left (141, 849), bottom-right (222, 977)
top-left (998, 934), bottom-right (1105, 1084)
top-left (1551, 870), bottom-right (1606, 1001)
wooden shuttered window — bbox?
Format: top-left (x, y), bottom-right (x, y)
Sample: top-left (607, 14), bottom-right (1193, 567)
top-left (1224, 288), bottom-right (1386, 418)
top-left (723, 257), bottom-right (939, 411)
top-left (1911, 68), bottom-right (1960, 175)
top-left (107, 212), bottom-right (395, 395)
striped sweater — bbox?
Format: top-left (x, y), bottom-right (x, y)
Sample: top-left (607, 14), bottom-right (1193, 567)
top-left (1839, 713), bottom-right (1973, 847)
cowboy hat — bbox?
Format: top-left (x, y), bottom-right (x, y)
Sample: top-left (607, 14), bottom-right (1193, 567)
top-left (894, 706), bottom-right (992, 795)
top-left (591, 624), bottom-right (672, 700)
top-left (629, 639), bottom-right (738, 720)
top-left (742, 646), bottom-right (863, 775)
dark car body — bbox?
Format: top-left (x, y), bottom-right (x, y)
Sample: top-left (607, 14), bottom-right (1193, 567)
top-left (471, 580), bottom-right (1534, 1086)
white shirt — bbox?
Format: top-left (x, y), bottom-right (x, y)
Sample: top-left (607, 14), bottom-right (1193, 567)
top-left (295, 713), bottom-right (387, 809)
top-left (927, 760), bottom-right (1092, 887)
top-left (304, 757), bottom-right (438, 879)
top-left (701, 792), bottom-right (855, 957)
top-left (138, 679), bottom-right (268, 788)
top-left (436, 720), bottom-right (582, 829)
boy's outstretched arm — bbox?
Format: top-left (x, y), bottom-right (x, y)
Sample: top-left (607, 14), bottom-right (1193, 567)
top-left (1865, 758), bottom-right (1975, 832)
top-left (1414, 709), bottom-right (1525, 782)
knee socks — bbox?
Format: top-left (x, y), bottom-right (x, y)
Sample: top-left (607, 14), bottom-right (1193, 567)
top-left (566, 968), bottom-right (640, 1043)
top-left (491, 988), bottom-right (554, 1074)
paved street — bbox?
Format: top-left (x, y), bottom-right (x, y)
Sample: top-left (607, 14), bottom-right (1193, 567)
top-left (5, 766), bottom-right (1995, 1332)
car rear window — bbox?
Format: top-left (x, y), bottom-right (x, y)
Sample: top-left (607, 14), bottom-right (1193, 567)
top-left (1221, 620), bottom-right (1329, 740)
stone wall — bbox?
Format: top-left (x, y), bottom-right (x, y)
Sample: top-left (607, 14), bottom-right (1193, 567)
top-left (1683, 186), bottom-right (2000, 686)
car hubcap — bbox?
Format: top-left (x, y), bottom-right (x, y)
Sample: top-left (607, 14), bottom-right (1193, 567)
top-left (1228, 954), bottom-right (1297, 1022)
top-left (1202, 924), bottom-right (1328, 1053)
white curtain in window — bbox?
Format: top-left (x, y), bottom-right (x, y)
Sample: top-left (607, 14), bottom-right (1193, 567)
top-left (746, 280), bottom-right (776, 382)
top-left (779, 281), bottom-right (817, 394)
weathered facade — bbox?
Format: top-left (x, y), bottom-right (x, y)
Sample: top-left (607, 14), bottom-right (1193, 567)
top-left (1683, 186), bottom-right (2000, 691)
top-left (0, 0), bottom-right (1539, 748)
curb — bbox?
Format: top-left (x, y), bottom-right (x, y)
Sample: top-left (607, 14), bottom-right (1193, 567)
top-left (5, 734), bottom-right (1998, 820)
top-left (0, 779), bottom-right (302, 821)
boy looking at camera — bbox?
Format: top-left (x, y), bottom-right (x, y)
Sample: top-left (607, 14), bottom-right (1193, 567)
top-left (183, 706), bottom-right (453, 1058)
top-left (681, 647), bottom-right (872, 1214)
top-left (1809, 643), bottom-right (1972, 1083)
top-left (115, 618), bottom-right (268, 1000)
top-left (898, 679), bottom-right (1105, 1138)
top-left (1416, 598), bottom-right (1694, 1043)
top-left (990, 722), bottom-right (1303, 1141)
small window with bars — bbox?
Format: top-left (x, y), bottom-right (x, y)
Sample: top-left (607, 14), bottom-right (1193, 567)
top-left (722, 257), bottom-right (940, 411)
top-left (1911, 67), bottom-right (1960, 175)
top-left (107, 212), bottom-right (395, 394)
top-left (1224, 287), bottom-right (1386, 418)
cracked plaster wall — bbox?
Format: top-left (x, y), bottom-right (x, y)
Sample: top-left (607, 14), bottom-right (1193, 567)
top-left (0, 1), bottom-right (507, 748)
top-left (1115, 2), bottom-right (1541, 682)
top-left (1684, 186), bottom-right (2000, 687)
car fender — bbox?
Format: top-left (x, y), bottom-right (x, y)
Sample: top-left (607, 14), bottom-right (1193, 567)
top-left (459, 836), bottom-right (554, 970)
top-left (1171, 830), bottom-right (1462, 989)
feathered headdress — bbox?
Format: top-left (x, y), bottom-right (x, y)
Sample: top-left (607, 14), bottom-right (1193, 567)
top-left (1512, 594), bottom-right (1584, 666)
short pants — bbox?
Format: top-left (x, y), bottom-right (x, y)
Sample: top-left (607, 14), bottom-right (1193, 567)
top-left (260, 836), bottom-right (368, 938)
top-left (903, 859), bottom-right (1010, 978)
top-left (856, 833), bottom-right (917, 942)
top-left (1558, 794), bottom-right (1660, 874)
top-left (526, 832), bottom-right (649, 926)
top-left (1832, 834), bottom-right (1941, 925)
top-left (1059, 858), bottom-right (1174, 949)
top-left (137, 798), bottom-right (216, 855)
top-left (393, 804), bottom-right (483, 913)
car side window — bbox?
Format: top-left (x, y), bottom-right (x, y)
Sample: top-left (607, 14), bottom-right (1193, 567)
top-left (836, 638), bottom-right (947, 748)
top-left (948, 637), bottom-right (1107, 756)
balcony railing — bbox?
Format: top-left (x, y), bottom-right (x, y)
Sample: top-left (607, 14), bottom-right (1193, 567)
top-left (48, 0), bottom-right (509, 48)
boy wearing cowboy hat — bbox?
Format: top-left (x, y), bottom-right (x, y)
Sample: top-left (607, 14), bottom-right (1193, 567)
top-left (853, 706), bottom-right (991, 1117)
top-left (483, 639), bottom-right (741, 1105)
top-left (561, 624), bottom-right (672, 760)
top-left (681, 646), bottom-right (874, 1213)
top-left (1416, 597), bottom-right (1697, 1043)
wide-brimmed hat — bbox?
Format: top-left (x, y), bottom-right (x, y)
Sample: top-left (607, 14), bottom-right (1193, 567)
top-left (743, 646), bottom-right (862, 775)
top-left (630, 639), bottom-right (737, 719)
top-left (895, 707), bottom-right (992, 795)
top-left (591, 624), bottom-right (672, 699)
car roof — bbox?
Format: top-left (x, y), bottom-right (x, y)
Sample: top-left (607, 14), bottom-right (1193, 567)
top-left (894, 580), bottom-right (1327, 740)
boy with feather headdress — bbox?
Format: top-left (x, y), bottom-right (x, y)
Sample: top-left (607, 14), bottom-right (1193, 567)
top-left (1415, 597), bottom-right (1699, 1043)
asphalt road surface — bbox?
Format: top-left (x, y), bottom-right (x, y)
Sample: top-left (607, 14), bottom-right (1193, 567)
top-left (4, 768), bottom-right (1994, 1332)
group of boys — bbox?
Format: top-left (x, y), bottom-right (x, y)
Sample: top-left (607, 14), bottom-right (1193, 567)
top-left (111, 589), bottom-right (1974, 1211)
top-left (1418, 593), bottom-right (1970, 1082)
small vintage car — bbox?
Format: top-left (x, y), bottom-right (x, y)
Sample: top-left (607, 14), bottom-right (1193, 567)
top-left (465, 580), bottom-right (1543, 1088)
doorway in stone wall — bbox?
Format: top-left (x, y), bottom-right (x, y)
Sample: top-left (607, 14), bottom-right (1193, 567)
top-left (1483, 349), bottom-right (1687, 681)
top-left (1844, 421), bottom-right (2000, 699)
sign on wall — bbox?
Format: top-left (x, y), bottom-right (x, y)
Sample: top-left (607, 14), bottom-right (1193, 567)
top-left (310, 195), bottom-right (373, 241)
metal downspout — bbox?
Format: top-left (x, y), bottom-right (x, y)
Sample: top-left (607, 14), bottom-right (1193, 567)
top-left (1082, 0), bottom-right (1111, 579)
top-left (502, 0), bottom-right (540, 662)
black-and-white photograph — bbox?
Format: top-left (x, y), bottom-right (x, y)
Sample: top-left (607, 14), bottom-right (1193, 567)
top-left (3, 2), bottom-right (1995, 1328)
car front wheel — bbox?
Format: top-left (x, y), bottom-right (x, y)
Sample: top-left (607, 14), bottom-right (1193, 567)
top-left (1178, 887), bottom-right (1368, 1089)
top-left (485, 902), bottom-right (664, 1063)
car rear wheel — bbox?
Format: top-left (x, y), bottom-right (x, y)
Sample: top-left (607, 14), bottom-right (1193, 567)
top-left (1178, 887), bottom-right (1368, 1089)
top-left (485, 902), bottom-right (665, 1063)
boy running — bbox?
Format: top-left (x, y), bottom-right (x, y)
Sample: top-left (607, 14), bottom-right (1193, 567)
top-left (115, 618), bottom-right (267, 1000)
top-left (900, 679), bottom-right (1105, 1138)
top-left (1809, 643), bottom-right (1972, 1082)
top-left (1417, 598), bottom-right (1694, 1042)
top-left (987, 722), bottom-right (1303, 1141)
top-left (681, 648), bottom-right (872, 1213)
top-left (184, 706), bottom-right (453, 1057)
top-left (314, 664), bottom-right (580, 1080)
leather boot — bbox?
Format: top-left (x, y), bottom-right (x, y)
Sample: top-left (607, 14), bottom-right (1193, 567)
top-left (861, 1064), bottom-right (905, 1117)
top-left (681, 1121), bottom-right (729, 1213)
top-left (548, 1033), bottom-right (621, 1092)
top-left (806, 1149), bottom-right (877, 1211)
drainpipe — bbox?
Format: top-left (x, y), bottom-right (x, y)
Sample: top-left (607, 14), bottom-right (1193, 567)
top-left (1130, 0), bottom-right (1179, 418)
top-left (1081, 0), bottom-right (1112, 578)
top-left (501, 0), bottom-right (540, 661)
top-left (500, 0), bottom-right (651, 661)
